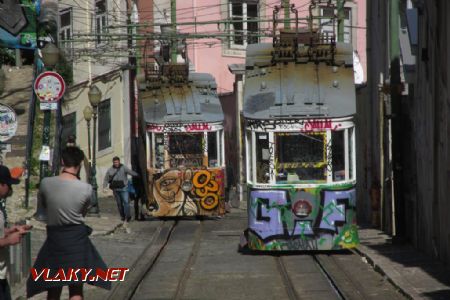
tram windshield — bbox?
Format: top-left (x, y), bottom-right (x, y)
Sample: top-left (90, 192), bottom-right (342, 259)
top-left (151, 130), bottom-right (224, 169)
top-left (275, 132), bottom-right (327, 182)
top-left (168, 133), bottom-right (203, 168)
top-left (249, 127), bottom-right (354, 184)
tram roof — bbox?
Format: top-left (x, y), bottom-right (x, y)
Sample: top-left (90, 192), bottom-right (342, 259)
top-left (141, 72), bottom-right (224, 124)
top-left (243, 42), bottom-right (356, 120)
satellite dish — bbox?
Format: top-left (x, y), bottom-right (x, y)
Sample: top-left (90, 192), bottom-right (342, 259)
top-left (353, 51), bottom-right (364, 84)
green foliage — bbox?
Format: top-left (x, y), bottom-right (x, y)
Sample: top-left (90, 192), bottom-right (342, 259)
top-left (0, 48), bottom-right (15, 65)
top-left (55, 54), bottom-right (73, 86)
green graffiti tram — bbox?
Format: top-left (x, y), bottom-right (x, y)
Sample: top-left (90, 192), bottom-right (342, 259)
top-left (140, 65), bottom-right (226, 217)
top-left (240, 5), bottom-right (358, 251)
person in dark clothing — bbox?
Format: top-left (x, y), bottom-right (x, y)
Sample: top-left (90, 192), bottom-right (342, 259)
top-left (27, 146), bottom-right (111, 299)
top-left (103, 157), bottom-right (139, 223)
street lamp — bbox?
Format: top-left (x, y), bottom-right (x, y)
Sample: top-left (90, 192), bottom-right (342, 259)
top-left (39, 42), bottom-right (59, 182)
top-left (41, 43), bottom-right (60, 68)
top-left (87, 85), bottom-right (102, 215)
top-left (83, 106), bottom-right (93, 161)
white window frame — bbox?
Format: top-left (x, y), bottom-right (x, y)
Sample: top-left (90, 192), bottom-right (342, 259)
top-left (59, 8), bottom-right (73, 59)
top-left (95, 0), bottom-right (108, 46)
top-left (228, 1), bottom-right (259, 49)
top-left (320, 6), bottom-right (352, 44)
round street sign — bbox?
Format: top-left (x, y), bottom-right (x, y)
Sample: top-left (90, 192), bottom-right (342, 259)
top-left (0, 104), bottom-right (17, 142)
top-left (33, 71), bottom-right (66, 102)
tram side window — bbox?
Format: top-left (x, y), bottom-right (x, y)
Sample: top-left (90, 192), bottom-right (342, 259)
top-left (154, 133), bottom-right (165, 169)
top-left (332, 130), bottom-right (346, 181)
top-left (246, 131), bottom-right (253, 183)
top-left (349, 127), bottom-right (354, 180)
top-left (168, 133), bottom-right (203, 168)
top-left (256, 133), bottom-right (270, 183)
top-left (208, 132), bottom-right (218, 167)
top-left (275, 132), bottom-right (326, 182)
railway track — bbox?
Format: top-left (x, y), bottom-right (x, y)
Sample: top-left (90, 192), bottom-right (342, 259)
top-left (107, 219), bottom-right (405, 300)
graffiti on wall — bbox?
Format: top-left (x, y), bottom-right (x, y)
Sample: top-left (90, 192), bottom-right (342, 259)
top-left (147, 122), bottom-right (215, 133)
top-left (243, 186), bottom-right (358, 251)
top-left (246, 118), bottom-right (343, 132)
top-left (148, 168), bottom-right (225, 217)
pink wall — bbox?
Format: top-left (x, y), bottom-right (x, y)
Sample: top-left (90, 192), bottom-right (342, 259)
top-left (153, 0), bottom-right (367, 93)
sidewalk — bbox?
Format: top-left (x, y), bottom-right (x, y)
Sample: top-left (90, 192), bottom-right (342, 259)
top-left (356, 228), bottom-right (450, 300)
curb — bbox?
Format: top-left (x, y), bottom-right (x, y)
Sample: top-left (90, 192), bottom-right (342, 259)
top-left (353, 245), bottom-right (415, 300)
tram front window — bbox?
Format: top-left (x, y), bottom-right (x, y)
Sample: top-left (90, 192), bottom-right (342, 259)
top-left (168, 133), bottom-right (203, 168)
top-left (275, 132), bottom-right (326, 183)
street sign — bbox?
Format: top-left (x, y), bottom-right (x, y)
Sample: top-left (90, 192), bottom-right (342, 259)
top-left (33, 71), bottom-right (66, 110)
top-left (0, 104), bottom-right (17, 142)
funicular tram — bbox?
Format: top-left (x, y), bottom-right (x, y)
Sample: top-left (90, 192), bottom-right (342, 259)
top-left (241, 2), bottom-right (359, 251)
top-left (140, 63), bottom-right (226, 217)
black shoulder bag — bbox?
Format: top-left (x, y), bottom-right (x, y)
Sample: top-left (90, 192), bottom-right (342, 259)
top-left (109, 166), bottom-right (125, 190)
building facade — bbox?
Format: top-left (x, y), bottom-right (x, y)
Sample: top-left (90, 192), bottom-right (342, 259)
top-left (367, 0), bottom-right (450, 263)
top-left (58, 0), bottom-right (133, 191)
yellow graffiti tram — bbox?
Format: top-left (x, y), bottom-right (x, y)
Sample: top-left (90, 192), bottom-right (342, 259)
top-left (140, 63), bottom-right (225, 217)
top-left (241, 3), bottom-right (359, 251)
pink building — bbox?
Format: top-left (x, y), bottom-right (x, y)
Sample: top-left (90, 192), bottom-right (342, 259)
top-left (150, 0), bottom-right (366, 94)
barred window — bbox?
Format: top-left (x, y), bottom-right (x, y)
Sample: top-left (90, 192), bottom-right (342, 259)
top-left (61, 112), bottom-right (76, 148)
top-left (97, 99), bottom-right (111, 151)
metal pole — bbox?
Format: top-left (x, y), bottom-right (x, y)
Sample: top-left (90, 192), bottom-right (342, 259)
top-left (283, 0), bottom-right (290, 29)
top-left (171, 0), bottom-right (177, 63)
top-left (39, 109), bottom-right (51, 182)
top-left (337, 0), bottom-right (346, 42)
top-left (389, 0), bottom-right (403, 239)
top-left (89, 107), bottom-right (99, 214)
top-left (86, 119), bottom-right (92, 161)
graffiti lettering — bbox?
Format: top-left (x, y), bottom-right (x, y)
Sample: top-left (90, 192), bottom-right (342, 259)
top-left (192, 170), bottom-right (220, 211)
top-left (185, 123), bottom-right (211, 132)
top-left (246, 118), bottom-right (342, 132)
top-left (256, 198), bottom-right (271, 222)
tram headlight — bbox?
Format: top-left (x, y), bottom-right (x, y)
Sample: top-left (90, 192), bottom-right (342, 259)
top-left (292, 200), bottom-right (312, 218)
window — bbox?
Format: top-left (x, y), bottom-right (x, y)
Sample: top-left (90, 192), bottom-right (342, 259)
top-left (320, 6), bottom-right (352, 43)
top-left (168, 133), bottom-right (203, 168)
top-left (95, 0), bottom-right (108, 45)
top-left (97, 99), bottom-right (111, 151)
top-left (59, 9), bottom-right (72, 58)
top-left (61, 112), bottom-right (76, 147)
top-left (208, 132), bottom-right (218, 167)
top-left (229, 1), bottom-right (259, 48)
top-left (275, 132), bottom-right (327, 182)
top-left (154, 133), bottom-right (165, 168)
top-left (256, 132), bottom-right (269, 183)
top-left (332, 130), bottom-right (345, 181)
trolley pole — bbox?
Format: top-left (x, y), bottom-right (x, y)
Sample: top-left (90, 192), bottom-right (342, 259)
top-left (337, 0), bottom-right (346, 42)
top-left (171, 0), bottom-right (177, 63)
top-left (283, 0), bottom-right (290, 29)
top-left (389, 0), bottom-right (404, 239)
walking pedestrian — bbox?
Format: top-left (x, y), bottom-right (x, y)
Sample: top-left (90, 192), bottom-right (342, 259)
top-left (27, 146), bottom-right (111, 299)
top-left (103, 157), bottom-right (139, 223)
top-left (0, 165), bottom-right (31, 300)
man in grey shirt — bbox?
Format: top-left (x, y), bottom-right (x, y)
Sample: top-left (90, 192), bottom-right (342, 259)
top-left (103, 157), bottom-right (138, 222)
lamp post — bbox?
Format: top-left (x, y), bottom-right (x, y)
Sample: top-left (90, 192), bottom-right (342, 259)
top-left (39, 43), bottom-right (59, 182)
top-left (87, 85), bottom-right (102, 215)
top-left (83, 106), bottom-right (93, 161)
